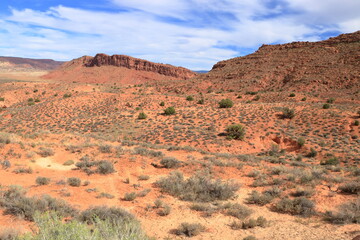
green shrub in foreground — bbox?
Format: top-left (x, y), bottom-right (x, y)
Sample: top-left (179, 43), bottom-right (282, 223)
top-left (164, 107), bottom-right (175, 115)
top-left (219, 99), bottom-right (233, 108)
top-left (226, 124), bottom-right (246, 140)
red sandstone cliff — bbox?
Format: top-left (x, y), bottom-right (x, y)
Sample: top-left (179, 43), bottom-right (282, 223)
top-left (44, 54), bottom-right (195, 84)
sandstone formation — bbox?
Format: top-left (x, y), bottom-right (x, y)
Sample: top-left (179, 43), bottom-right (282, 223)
top-left (44, 54), bottom-right (196, 84)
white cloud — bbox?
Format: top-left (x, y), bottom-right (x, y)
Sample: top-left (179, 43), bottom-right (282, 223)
top-left (0, 1), bottom-right (359, 70)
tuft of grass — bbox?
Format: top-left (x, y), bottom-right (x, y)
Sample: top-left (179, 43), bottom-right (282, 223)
top-left (174, 223), bottom-right (205, 237)
top-left (156, 171), bottom-right (240, 202)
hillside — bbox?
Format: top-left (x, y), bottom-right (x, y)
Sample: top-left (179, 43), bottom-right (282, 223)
top-left (158, 31), bottom-right (360, 93)
top-left (0, 56), bottom-right (64, 72)
top-left (44, 53), bottom-right (196, 84)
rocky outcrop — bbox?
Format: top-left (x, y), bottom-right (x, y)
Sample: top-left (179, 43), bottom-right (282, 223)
top-left (43, 54), bottom-right (196, 84)
top-left (84, 54), bottom-right (195, 80)
top-left (195, 31), bottom-right (360, 92)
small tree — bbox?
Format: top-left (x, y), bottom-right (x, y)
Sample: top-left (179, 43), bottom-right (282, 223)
top-left (226, 124), bottom-right (246, 140)
top-left (164, 107), bottom-right (176, 115)
top-left (138, 112), bottom-right (147, 119)
top-left (281, 108), bottom-right (295, 119)
top-left (219, 99), bottom-right (234, 108)
top-left (186, 96), bottom-right (194, 101)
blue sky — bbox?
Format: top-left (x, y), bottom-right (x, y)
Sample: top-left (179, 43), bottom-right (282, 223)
top-left (0, 0), bottom-right (359, 70)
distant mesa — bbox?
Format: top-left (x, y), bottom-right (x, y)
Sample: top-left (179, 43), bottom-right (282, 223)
top-left (0, 56), bottom-right (64, 71)
top-left (44, 53), bottom-right (196, 84)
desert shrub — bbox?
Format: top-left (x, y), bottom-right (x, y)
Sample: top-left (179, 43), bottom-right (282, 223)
top-left (164, 107), bottom-right (176, 115)
top-left (231, 216), bottom-right (267, 230)
top-left (186, 96), bottom-right (194, 101)
top-left (291, 188), bottom-right (315, 197)
top-left (273, 197), bottom-right (315, 216)
top-left (338, 181), bottom-right (360, 194)
top-left (224, 203), bottom-right (252, 219)
top-left (354, 120), bottom-right (359, 126)
top-left (79, 206), bottom-right (134, 224)
top-left (98, 145), bottom-right (112, 153)
top-left (306, 148), bottom-right (317, 158)
top-left (157, 204), bottom-right (171, 216)
top-left (34, 98), bottom-right (40, 103)
top-left (133, 147), bottom-right (163, 158)
top-left (225, 124), bottom-right (245, 140)
top-left (1, 160), bottom-right (11, 169)
top-left (63, 93), bottom-right (72, 98)
top-left (297, 137), bottom-right (305, 147)
top-left (197, 98), bottom-right (204, 104)
top-left (0, 186), bottom-right (76, 221)
top-left (136, 189), bottom-right (151, 197)
top-left (322, 103), bottom-right (331, 109)
top-left (159, 101), bottom-right (165, 106)
top-left (253, 95), bottom-right (260, 101)
top-left (0, 133), bottom-right (11, 144)
top-left (123, 192), bottom-right (137, 201)
top-left (327, 98), bottom-right (335, 103)
top-left (67, 177), bottom-right (81, 187)
top-left (156, 171), bottom-right (239, 202)
top-left (23, 211), bottom-right (149, 240)
top-left (137, 112), bottom-right (147, 119)
top-left (63, 160), bottom-right (74, 166)
top-left (160, 157), bottom-right (181, 168)
top-left (289, 93), bottom-right (295, 97)
top-left (245, 91), bottom-right (257, 95)
top-left (281, 107), bottom-right (295, 119)
top-left (13, 167), bottom-right (33, 174)
top-left (219, 99), bottom-right (233, 108)
top-left (246, 191), bottom-right (274, 206)
top-left (243, 236), bottom-right (257, 240)
top-left (37, 147), bottom-right (54, 157)
top-left (36, 177), bottom-right (50, 185)
top-left (138, 175), bottom-right (150, 181)
top-left (96, 160), bottom-right (115, 175)
top-left (324, 198), bottom-right (360, 224)
top-left (321, 157), bottom-right (339, 166)
top-left (174, 223), bottom-right (205, 237)
top-left (0, 97), bottom-right (4, 101)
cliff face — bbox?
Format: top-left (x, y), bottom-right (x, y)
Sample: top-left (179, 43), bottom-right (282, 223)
top-left (44, 54), bottom-right (195, 84)
top-left (197, 31), bottom-right (360, 92)
top-left (85, 54), bottom-right (195, 79)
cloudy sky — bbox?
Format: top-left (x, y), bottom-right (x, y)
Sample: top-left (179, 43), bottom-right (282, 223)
top-left (0, 0), bottom-right (359, 70)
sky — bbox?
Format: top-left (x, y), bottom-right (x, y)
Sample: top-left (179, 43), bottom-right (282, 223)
top-left (0, 0), bottom-right (359, 70)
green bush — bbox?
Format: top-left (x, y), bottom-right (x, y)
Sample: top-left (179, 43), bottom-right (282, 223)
top-left (63, 93), bottom-right (72, 98)
top-left (0, 97), bottom-right (4, 101)
top-left (306, 148), bottom-right (317, 158)
top-left (156, 171), bottom-right (239, 202)
top-left (321, 157), bottom-right (339, 166)
top-left (159, 101), bottom-right (165, 106)
top-left (273, 197), bottom-right (315, 216)
top-left (186, 96), bottom-right (194, 101)
top-left (18, 210), bottom-right (149, 240)
top-left (96, 160), bottom-right (115, 175)
top-left (98, 145), bottom-right (112, 153)
top-left (225, 124), bottom-right (245, 140)
top-left (289, 93), bottom-right (295, 97)
top-left (197, 98), bottom-right (204, 104)
top-left (174, 223), bottom-right (205, 237)
top-left (36, 177), bottom-right (50, 185)
top-left (297, 137), bottom-right (305, 147)
top-left (160, 157), bottom-right (181, 169)
top-left (224, 203), bottom-right (252, 219)
top-left (301, 97), bottom-right (307, 101)
top-left (138, 112), bottom-right (147, 119)
top-left (323, 103), bottom-right (331, 109)
top-left (67, 177), bottom-right (81, 187)
top-left (79, 206), bottom-right (134, 224)
top-left (354, 120), bottom-right (359, 126)
top-left (37, 147), bottom-right (54, 157)
top-left (327, 98), bottom-right (335, 104)
top-left (123, 192), bottom-right (137, 201)
top-left (281, 107), bottom-right (295, 119)
top-left (219, 99), bottom-right (233, 108)
top-left (164, 107), bottom-right (176, 115)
